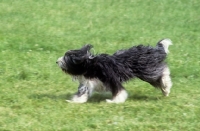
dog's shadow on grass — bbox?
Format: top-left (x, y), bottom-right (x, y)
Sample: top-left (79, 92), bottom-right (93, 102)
top-left (88, 93), bottom-right (112, 103)
top-left (28, 93), bottom-right (71, 101)
top-left (128, 93), bottom-right (162, 101)
top-left (29, 93), bottom-right (112, 103)
top-left (89, 93), bottom-right (162, 102)
top-left (29, 92), bottom-right (161, 103)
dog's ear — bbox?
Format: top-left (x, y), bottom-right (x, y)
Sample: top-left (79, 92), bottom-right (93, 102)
top-left (72, 56), bottom-right (85, 64)
top-left (81, 44), bottom-right (93, 53)
top-left (88, 55), bottom-right (95, 59)
top-left (70, 44), bottom-right (94, 64)
top-left (81, 44), bottom-right (94, 59)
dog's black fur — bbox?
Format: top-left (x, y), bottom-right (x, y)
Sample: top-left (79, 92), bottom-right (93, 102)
top-left (58, 39), bottom-right (172, 99)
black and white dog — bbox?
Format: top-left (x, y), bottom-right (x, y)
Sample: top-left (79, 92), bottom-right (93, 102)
top-left (56, 39), bottom-right (172, 103)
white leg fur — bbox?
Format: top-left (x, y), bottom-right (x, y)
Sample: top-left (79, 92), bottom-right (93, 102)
top-left (67, 76), bottom-right (128, 103)
top-left (106, 89), bottom-right (128, 103)
top-left (66, 76), bottom-right (104, 103)
top-left (161, 67), bottom-right (172, 96)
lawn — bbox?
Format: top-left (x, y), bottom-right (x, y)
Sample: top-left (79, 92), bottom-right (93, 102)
top-left (0, 0), bottom-right (200, 130)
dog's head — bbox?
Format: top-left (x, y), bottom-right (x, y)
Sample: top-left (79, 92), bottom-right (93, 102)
top-left (56, 44), bottom-right (93, 75)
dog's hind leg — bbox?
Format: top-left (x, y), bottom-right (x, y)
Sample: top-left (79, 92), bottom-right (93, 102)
top-left (160, 67), bottom-right (172, 96)
top-left (106, 89), bottom-right (128, 103)
top-left (106, 82), bottom-right (128, 103)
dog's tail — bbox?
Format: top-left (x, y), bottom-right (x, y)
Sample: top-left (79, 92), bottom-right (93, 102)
top-left (157, 38), bottom-right (172, 54)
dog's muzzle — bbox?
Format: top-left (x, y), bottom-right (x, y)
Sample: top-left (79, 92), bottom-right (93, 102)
top-left (56, 56), bottom-right (63, 63)
top-left (56, 57), bottom-right (65, 68)
top-left (56, 56), bottom-right (69, 72)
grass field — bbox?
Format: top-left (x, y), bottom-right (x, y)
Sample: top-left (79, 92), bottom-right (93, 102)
top-left (0, 0), bottom-right (200, 130)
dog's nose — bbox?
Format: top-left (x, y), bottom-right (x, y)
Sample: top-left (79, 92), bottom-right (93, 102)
top-left (56, 60), bottom-right (59, 64)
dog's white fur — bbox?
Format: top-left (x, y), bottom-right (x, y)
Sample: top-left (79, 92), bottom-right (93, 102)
top-left (160, 67), bottom-right (172, 96)
top-left (106, 89), bottom-right (128, 103)
top-left (66, 76), bottom-right (128, 103)
top-left (159, 39), bottom-right (172, 54)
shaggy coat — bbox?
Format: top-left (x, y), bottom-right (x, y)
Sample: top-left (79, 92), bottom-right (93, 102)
top-left (57, 39), bottom-right (172, 103)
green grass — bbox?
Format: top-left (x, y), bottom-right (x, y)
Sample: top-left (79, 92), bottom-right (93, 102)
top-left (0, 0), bottom-right (200, 130)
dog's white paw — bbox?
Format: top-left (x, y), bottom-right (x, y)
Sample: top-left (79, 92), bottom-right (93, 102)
top-left (66, 100), bottom-right (75, 103)
top-left (106, 90), bottom-right (128, 103)
top-left (106, 99), bottom-right (125, 103)
top-left (66, 94), bottom-right (89, 103)
top-left (106, 99), bottom-right (115, 103)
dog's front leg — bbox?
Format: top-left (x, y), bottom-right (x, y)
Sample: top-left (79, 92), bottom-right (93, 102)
top-left (66, 83), bottom-right (90, 103)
